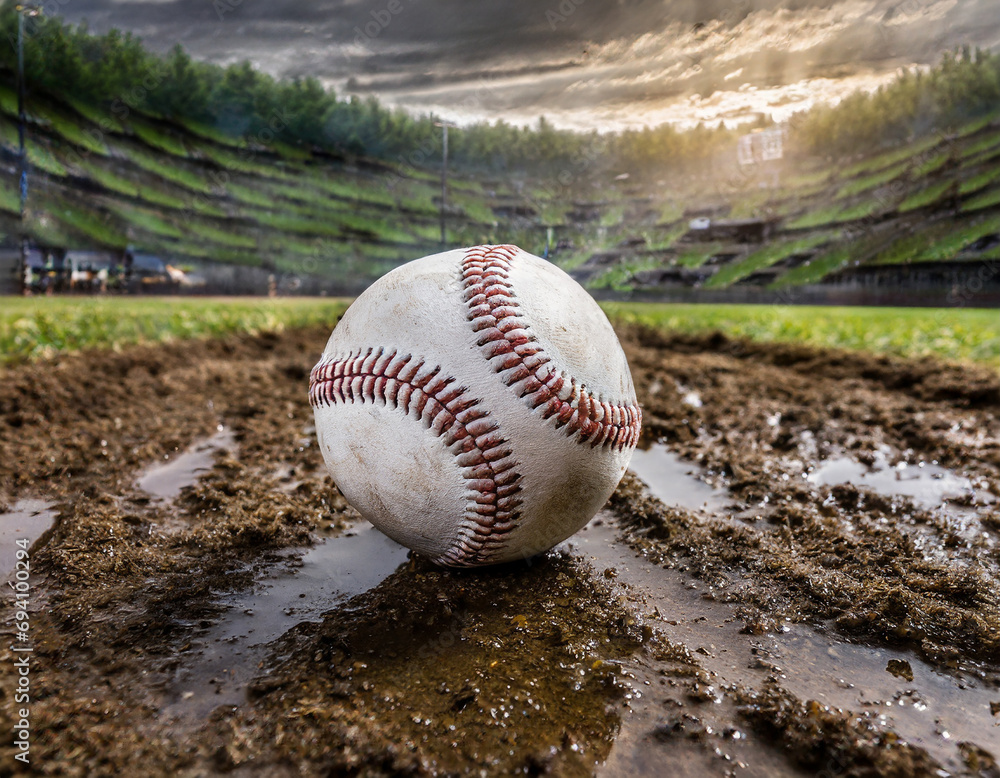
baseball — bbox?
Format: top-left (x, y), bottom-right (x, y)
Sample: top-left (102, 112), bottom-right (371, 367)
top-left (309, 244), bottom-right (641, 567)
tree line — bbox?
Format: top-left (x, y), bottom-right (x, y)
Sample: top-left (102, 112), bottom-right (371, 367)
top-left (1, 1), bottom-right (998, 176)
top-left (791, 46), bottom-right (1000, 157)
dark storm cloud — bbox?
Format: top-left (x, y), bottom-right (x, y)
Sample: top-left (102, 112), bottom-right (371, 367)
top-left (55, 0), bottom-right (1000, 128)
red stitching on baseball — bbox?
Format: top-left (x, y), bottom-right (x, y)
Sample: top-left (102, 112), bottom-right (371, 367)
top-left (460, 245), bottom-right (642, 450)
top-left (310, 348), bottom-right (522, 567)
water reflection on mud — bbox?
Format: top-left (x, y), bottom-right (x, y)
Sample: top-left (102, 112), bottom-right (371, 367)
top-left (162, 522), bottom-right (408, 722)
top-left (0, 499), bottom-right (57, 580)
top-left (628, 444), bottom-right (730, 513)
top-left (136, 428), bottom-right (236, 501)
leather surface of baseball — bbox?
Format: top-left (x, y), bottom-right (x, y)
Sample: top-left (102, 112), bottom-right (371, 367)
top-left (309, 244), bottom-right (641, 566)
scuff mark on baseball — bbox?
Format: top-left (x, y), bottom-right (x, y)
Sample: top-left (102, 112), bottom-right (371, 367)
top-left (309, 244), bottom-right (641, 567)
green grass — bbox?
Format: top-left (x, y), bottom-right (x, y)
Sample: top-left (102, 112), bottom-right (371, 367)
top-left (959, 131), bottom-right (1000, 160)
top-left (0, 297), bottom-right (350, 365)
top-left (551, 248), bottom-right (592, 272)
top-left (227, 182), bottom-right (279, 209)
top-left (0, 83), bottom-right (17, 115)
top-left (270, 181), bottom-right (325, 204)
top-left (600, 302), bottom-right (1000, 365)
top-left (962, 186), bottom-right (1000, 213)
top-left (188, 198), bottom-right (228, 218)
top-left (192, 140), bottom-right (286, 178)
top-left (704, 233), bottom-right (832, 289)
top-left (786, 206), bottom-right (844, 231)
top-left (186, 219), bottom-right (257, 249)
top-left (3, 297), bottom-right (995, 368)
top-left (588, 256), bottom-right (662, 291)
top-left (871, 215), bottom-right (1000, 264)
top-left (137, 185), bottom-right (189, 211)
top-left (176, 117), bottom-right (244, 148)
top-left (78, 159), bottom-right (141, 197)
top-left (869, 229), bottom-right (939, 266)
top-left (838, 134), bottom-right (942, 179)
top-left (131, 118), bottom-right (188, 158)
top-left (250, 211), bottom-right (344, 238)
top-left (783, 167), bottom-right (830, 190)
top-left (126, 144), bottom-right (215, 195)
top-left (65, 97), bottom-right (126, 134)
top-left (787, 197), bottom-right (887, 229)
top-left (268, 139), bottom-right (311, 161)
top-left (52, 203), bottom-right (128, 248)
top-left (104, 202), bottom-right (185, 240)
top-left (599, 205), bottom-right (625, 227)
top-left (338, 212), bottom-right (412, 243)
top-left (451, 192), bottom-right (495, 224)
top-left (0, 178), bottom-right (19, 214)
top-left (954, 111), bottom-right (1000, 138)
top-left (657, 202), bottom-right (684, 223)
top-left (899, 179), bottom-right (956, 212)
top-left (961, 146), bottom-right (1000, 171)
top-left (915, 213), bottom-right (1000, 262)
top-left (408, 222), bottom-right (446, 243)
top-left (0, 119), bottom-right (70, 176)
top-left (959, 166), bottom-right (1000, 195)
top-left (913, 151), bottom-right (952, 177)
top-left (728, 189), bottom-right (777, 219)
top-left (37, 107), bottom-right (109, 156)
top-left (641, 224), bottom-right (687, 251)
top-left (28, 143), bottom-right (69, 178)
top-left (25, 216), bottom-right (76, 247)
top-left (769, 244), bottom-right (853, 288)
top-left (676, 244), bottom-right (722, 268)
top-left (306, 175), bottom-right (396, 207)
top-left (835, 161), bottom-right (909, 199)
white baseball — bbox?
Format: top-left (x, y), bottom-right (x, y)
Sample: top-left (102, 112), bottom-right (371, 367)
top-left (309, 244), bottom-right (641, 567)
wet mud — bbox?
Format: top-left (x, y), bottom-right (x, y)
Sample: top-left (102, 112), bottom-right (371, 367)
top-left (0, 324), bottom-right (998, 775)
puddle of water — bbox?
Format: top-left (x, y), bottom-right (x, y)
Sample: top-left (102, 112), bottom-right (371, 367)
top-left (628, 445), bottom-right (730, 513)
top-left (566, 515), bottom-right (1000, 775)
top-left (770, 626), bottom-right (1000, 759)
top-left (136, 428), bottom-right (235, 501)
top-left (598, 652), bottom-right (805, 778)
top-left (807, 453), bottom-right (975, 509)
top-left (162, 521), bottom-right (409, 722)
top-left (0, 500), bottom-right (58, 581)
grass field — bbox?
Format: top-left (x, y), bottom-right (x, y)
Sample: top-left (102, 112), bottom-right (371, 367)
top-left (601, 302), bottom-right (1000, 365)
top-left (1, 297), bottom-right (996, 367)
top-left (0, 297), bottom-right (349, 365)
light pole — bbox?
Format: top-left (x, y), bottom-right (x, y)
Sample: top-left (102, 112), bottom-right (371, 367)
top-left (15, 5), bottom-right (40, 293)
top-left (434, 121), bottom-right (457, 246)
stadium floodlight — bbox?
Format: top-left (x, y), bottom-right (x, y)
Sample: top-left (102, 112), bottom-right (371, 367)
top-left (434, 121), bottom-right (458, 245)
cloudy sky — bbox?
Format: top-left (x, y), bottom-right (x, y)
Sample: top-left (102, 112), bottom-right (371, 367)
top-left (59, 0), bottom-right (1000, 130)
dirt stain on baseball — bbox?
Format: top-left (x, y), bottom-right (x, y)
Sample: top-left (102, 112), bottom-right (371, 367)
top-left (1, 324), bottom-right (998, 776)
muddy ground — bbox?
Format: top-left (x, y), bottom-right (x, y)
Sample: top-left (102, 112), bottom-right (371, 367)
top-left (1, 324), bottom-right (998, 776)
